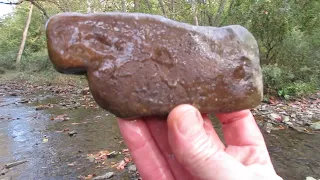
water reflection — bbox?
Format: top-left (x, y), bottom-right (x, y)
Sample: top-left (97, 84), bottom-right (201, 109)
top-left (0, 96), bottom-right (127, 179)
top-left (0, 97), bottom-right (47, 179)
top-left (264, 129), bottom-right (320, 179)
top-left (0, 127), bottom-right (12, 165)
top-left (0, 97), bottom-right (21, 165)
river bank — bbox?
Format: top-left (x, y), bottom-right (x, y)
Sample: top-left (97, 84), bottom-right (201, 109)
top-left (0, 75), bottom-right (319, 180)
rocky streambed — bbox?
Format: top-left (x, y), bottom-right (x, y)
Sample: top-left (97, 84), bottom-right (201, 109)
top-left (0, 81), bottom-right (319, 180)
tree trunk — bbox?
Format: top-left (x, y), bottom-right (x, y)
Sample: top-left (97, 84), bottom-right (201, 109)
top-left (29, 1), bottom-right (49, 20)
top-left (199, 0), bottom-right (214, 26)
top-left (144, 0), bottom-right (152, 11)
top-left (170, 0), bottom-right (175, 19)
top-left (16, 2), bottom-right (33, 65)
top-left (191, 0), bottom-right (198, 25)
top-left (213, 0), bottom-right (227, 26)
top-left (158, 0), bottom-right (166, 17)
top-left (221, 0), bottom-right (235, 25)
top-left (87, 0), bottom-right (92, 13)
top-left (121, 0), bottom-right (126, 12)
top-left (134, 0), bottom-right (139, 12)
top-left (227, 0), bottom-right (236, 16)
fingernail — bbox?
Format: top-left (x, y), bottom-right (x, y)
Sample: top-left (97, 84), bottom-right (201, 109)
top-left (177, 108), bottom-right (202, 136)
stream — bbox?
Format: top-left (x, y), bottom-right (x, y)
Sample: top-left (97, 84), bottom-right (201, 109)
top-left (0, 94), bottom-right (319, 180)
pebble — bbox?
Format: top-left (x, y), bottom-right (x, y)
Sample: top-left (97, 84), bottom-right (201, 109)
top-left (93, 172), bottom-right (114, 180)
top-left (87, 156), bottom-right (95, 163)
top-left (310, 121), bottom-right (320, 130)
top-left (260, 105), bottom-right (267, 111)
top-left (296, 121), bottom-right (304, 125)
top-left (253, 96), bottom-right (320, 133)
top-left (305, 176), bottom-right (318, 180)
top-left (268, 113), bottom-right (281, 121)
top-left (284, 121), bottom-right (293, 125)
top-left (312, 114), bottom-right (320, 121)
top-left (128, 164), bottom-right (137, 172)
top-left (68, 130), bottom-right (77, 137)
top-left (283, 116), bottom-right (290, 122)
top-left (290, 113), bottom-right (296, 118)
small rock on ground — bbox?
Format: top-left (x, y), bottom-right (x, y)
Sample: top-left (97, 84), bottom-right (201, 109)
top-left (93, 172), bottom-right (114, 180)
top-left (310, 121), bottom-right (320, 130)
top-left (305, 176), bottom-right (319, 180)
top-left (128, 164), bottom-right (137, 172)
top-left (68, 130), bottom-right (77, 137)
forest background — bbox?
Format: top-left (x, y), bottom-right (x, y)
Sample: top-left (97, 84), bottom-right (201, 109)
top-left (0, 0), bottom-right (319, 98)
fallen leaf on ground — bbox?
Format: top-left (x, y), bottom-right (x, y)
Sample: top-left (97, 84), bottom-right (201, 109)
top-left (121, 149), bottom-right (129, 154)
top-left (124, 157), bottom-right (131, 163)
top-left (87, 150), bottom-right (114, 163)
top-left (273, 125), bottom-right (287, 130)
top-left (107, 151), bottom-right (117, 158)
top-left (78, 174), bottom-right (95, 180)
top-left (36, 104), bottom-right (53, 110)
top-left (68, 163), bottom-right (75, 166)
top-left (51, 114), bottom-right (70, 121)
top-left (111, 157), bottom-right (132, 170)
top-left (116, 160), bottom-right (126, 170)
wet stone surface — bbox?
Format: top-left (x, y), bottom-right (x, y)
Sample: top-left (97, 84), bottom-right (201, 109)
top-left (46, 12), bottom-right (263, 119)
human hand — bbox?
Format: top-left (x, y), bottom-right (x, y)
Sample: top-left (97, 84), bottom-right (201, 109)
top-left (117, 104), bottom-right (282, 180)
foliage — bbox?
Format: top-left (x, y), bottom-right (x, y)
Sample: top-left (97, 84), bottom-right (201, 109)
top-left (0, 66), bottom-right (5, 74)
top-left (20, 49), bottom-right (52, 72)
top-left (262, 65), bottom-right (294, 90)
top-left (0, 2), bottom-right (49, 69)
top-left (262, 65), bottom-right (318, 98)
top-left (0, 0), bottom-right (319, 97)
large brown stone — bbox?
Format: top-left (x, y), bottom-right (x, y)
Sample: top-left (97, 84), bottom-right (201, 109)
top-left (46, 12), bottom-right (263, 119)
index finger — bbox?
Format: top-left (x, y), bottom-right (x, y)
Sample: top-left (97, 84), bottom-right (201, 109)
top-left (215, 110), bottom-right (265, 147)
top-left (117, 118), bottom-right (175, 180)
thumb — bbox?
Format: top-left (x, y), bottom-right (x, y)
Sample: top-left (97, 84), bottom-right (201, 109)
top-left (167, 105), bottom-right (252, 180)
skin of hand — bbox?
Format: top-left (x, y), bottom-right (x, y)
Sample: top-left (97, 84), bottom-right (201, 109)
top-left (117, 104), bottom-right (283, 180)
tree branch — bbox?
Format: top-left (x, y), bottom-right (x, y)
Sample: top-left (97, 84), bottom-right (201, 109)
top-left (29, 0), bottom-right (49, 20)
top-left (144, 0), bottom-right (152, 11)
top-left (213, 0), bottom-right (227, 26)
top-left (158, 0), bottom-right (167, 17)
top-left (0, 0), bottom-right (49, 20)
top-left (0, 0), bottom-right (24, 5)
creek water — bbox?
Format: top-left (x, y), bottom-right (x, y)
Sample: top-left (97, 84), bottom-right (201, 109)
top-left (0, 95), bottom-right (319, 180)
